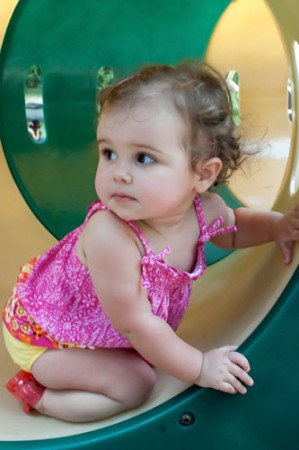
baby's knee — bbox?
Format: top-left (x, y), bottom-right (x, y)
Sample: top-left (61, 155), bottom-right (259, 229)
top-left (138, 362), bottom-right (156, 398)
top-left (124, 362), bottom-right (156, 409)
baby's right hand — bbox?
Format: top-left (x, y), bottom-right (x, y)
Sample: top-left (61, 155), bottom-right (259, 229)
top-left (196, 346), bottom-right (254, 394)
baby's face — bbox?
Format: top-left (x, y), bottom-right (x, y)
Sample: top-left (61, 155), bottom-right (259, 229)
top-left (95, 97), bottom-right (200, 226)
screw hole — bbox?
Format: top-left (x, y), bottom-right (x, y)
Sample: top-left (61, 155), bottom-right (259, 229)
top-left (179, 412), bottom-right (195, 426)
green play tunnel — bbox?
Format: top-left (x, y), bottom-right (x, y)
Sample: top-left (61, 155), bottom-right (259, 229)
top-left (1, 1), bottom-right (299, 448)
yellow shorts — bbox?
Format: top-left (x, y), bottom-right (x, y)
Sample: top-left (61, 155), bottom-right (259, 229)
top-left (3, 325), bottom-right (48, 372)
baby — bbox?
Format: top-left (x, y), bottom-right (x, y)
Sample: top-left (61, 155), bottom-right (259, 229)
top-left (3, 61), bottom-right (299, 422)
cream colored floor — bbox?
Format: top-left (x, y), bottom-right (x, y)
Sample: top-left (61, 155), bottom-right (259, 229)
top-left (1, 0), bottom-right (299, 443)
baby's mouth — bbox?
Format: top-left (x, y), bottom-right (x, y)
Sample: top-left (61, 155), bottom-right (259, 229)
top-left (113, 193), bottom-right (136, 202)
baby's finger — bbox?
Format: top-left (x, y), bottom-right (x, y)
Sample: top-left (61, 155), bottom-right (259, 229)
top-left (218, 377), bottom-right (248, 395)
top-left (220, 345), bottom-right (239, 354)
top-left (227, 374), bottom-right (249, 394)
top-left (229, 351), bottom-right (251, 371)
top-left (217, 381), bottom-right (237, 395)
top-left (229, 363), bottom-right (254, 387)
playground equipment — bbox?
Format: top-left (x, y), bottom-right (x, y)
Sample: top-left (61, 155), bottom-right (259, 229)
top-left (1, 0), bottom-right (299, 448)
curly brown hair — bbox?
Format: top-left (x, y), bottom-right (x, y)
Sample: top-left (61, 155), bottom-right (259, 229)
top-left (97, 61), bottom-right (246, 186)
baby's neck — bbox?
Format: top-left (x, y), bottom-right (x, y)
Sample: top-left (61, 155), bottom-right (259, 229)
top-left (134, 205), bottom-right (200, 272)
top-left (136, 207), bottom-right (194, 238)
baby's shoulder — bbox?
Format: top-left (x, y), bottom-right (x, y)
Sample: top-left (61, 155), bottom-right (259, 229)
top-left (200, 192), bottom-right (229, 221)
top-left (81, 209), bottom-right (140, 258)
top-left (85, 209), bottom-right (132, 239)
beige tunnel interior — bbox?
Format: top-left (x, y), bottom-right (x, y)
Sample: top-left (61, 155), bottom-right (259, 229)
top-left (0, 0), bottom-right (299, 441)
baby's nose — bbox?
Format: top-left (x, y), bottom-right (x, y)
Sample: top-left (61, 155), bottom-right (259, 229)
top-left (113, 167), bottom-right (133, 184)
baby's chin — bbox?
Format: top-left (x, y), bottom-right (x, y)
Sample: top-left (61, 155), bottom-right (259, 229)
top-left (106, 206), bottom-right (141, 223)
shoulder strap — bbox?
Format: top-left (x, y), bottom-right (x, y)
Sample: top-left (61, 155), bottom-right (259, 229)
top-left (126, 221), bottom-right (152, 254)
top-left (85, 202), bottom-right (162, 256)
top-left (194, 195), bottom-right (207, 230)
top-left (127, 221), bottom-right (171, 260)
top-left (194, 196), bottom-right (237, 244)
top-left (84, 201), bottom-right (108, 222)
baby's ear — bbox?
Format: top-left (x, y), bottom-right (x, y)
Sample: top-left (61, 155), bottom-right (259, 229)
top-left (195, 157), bottom-right (222, 193)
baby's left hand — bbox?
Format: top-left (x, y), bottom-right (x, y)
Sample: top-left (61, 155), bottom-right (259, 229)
top-left (272, 204), bottom-right (299, 264)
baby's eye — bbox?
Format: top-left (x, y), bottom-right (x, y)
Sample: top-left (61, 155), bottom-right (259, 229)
top-left (101, 149), bottom-right (118, 161)
top-left (136, 153), bottom-right (155, 164)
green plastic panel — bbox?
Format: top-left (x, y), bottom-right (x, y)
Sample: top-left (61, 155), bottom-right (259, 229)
top-left (1, 1), bottom-right (299, 449)
top-left (0, 0), bottom-right (231, 240)
top-left (2, 266), bottom-right (299, 450)
top-left (7, 1), bottom-right (294, 448)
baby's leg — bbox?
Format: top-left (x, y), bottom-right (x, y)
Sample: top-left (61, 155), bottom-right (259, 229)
top-left (31, 347), bottom-right (156, 422)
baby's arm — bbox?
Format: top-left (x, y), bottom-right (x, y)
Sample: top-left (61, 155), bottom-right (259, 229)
top-left (207, 193), bottom-right (299, 264)
top-left (233, 205), bottom-right (299, 264)
top-left (82, 211), bottom-right (253, 394)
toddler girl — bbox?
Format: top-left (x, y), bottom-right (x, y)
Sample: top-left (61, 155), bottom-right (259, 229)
top-left (3, 61), bottom-right (299, 422)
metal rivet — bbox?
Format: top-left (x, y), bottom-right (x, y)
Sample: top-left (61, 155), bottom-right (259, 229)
top-left (179, 412), bottom-right (195, 426)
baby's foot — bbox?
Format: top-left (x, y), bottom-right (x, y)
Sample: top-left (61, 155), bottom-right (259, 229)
top-left (6, 370), bottom-right (45, 413)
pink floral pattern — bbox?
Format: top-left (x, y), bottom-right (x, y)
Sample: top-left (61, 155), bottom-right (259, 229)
top-left (2, 198), bottom-right (236, 350)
